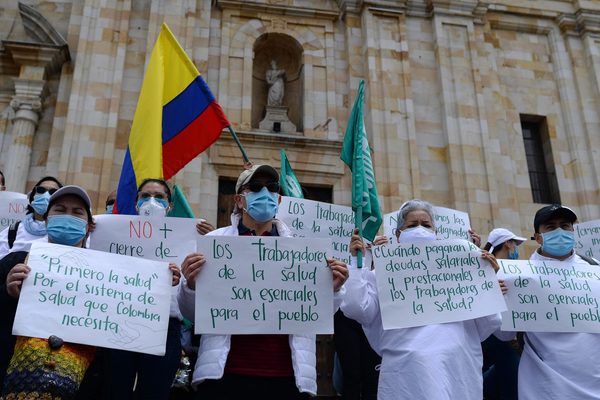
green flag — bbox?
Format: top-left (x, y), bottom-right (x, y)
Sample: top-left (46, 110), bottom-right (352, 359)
top-left (167, 184), bottom-right (196, 218)
top-left (280, 149), bottom-right (304, 198)
top-left (340, 80), bottom-right (382, 243)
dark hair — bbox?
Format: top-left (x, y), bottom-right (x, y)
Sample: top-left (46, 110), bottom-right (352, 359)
top-left (44, 195), bottom-right (93, 224)
top-left (483, 241), bottom-right (509, 256)
top-left (0, 170), bottom-right (4, 186)
top-left (27, 176), bottom-right (64, 215)
top-left (136, 178), bottom-right (172, 203)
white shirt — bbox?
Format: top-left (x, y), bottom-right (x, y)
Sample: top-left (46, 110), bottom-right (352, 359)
top-left (518, 251), bottom-right (600, 400)
top-left (341, 257), bottom-right (500, 400)
top-left (0, 221), bottom-right (47, 260)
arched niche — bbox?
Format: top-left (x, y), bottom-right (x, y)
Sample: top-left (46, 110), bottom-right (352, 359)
top-left (252, 33), bottom-right (303, 132)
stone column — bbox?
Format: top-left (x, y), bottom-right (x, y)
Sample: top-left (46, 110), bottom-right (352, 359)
top-left (5, 78), bottom-right (45, 193)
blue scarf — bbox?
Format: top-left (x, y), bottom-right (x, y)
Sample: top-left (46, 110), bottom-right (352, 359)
top-left (22, 213), bottom-right (47, 236)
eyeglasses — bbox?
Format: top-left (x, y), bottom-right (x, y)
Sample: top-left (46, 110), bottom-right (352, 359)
top-left (243, 181), bottom-right (280, 193)
top-left (35, 186), bottom-right (58, 195)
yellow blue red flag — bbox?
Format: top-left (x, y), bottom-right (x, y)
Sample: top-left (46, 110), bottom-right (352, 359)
top-left (114, 23), bottom-right (229, 214)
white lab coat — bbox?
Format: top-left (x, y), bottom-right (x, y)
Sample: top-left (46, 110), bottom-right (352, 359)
top-left (341, 256), bottom-right (500, 400)
top-left (517, 251), bottom-right (600, 400)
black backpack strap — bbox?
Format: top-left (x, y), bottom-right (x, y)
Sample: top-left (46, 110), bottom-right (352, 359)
top-left (8, 220), bottom-right (20, 249)
top-left (577, 253), bottom-right (599, 266)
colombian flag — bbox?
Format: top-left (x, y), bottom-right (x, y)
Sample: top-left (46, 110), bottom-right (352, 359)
top-left (114, 23), bottom-right (230, 214)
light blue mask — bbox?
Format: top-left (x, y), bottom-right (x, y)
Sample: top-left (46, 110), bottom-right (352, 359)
top-left (541, 228), bottom-right (575, 257)
top-left (508, 247), bottom-right (520, 260)
top-left (106, 204), bottom-right (114, 214)
top-left (243, 187), bottom-right (279, 222)
top-left (47, 215), bottom-right (88, 246)
top-left (31, 192), bottom-right (50, 215)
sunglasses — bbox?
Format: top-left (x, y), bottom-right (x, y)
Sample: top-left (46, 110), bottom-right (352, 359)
top-left (243, 181), bottom-right (280, 193)
top-left (35, 186), bottom-right (58, 195)
top-left (106, 199), bottom-right (115, 206)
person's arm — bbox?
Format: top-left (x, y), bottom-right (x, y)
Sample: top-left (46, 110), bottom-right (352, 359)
top-left (177, 252), bottom-right (206, 321)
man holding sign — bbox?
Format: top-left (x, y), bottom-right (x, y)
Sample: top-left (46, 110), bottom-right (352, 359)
top-left (341, 199), bottom-right (504, 400)
top-left (507, 205), bottom-right (600, 400)
top-left (178, 164), bottom-right (348, 399)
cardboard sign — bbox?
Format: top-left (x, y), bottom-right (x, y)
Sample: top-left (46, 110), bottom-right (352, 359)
top-left (0, 191), bottom-right (28, 230)
top-left (498, 259), bottom-right (600, 333)
top-left (90, 214), bottom-right (198, 265)
top-left (383, 206), bottom-right (471, 243)
top-left (276, 196), bottom-right (354, 264)
top-left (194, 236), bottom-right (334, 335)
top-left (13, 242), bottom-right (172, 355)
top-left (373, 239), bottom-right (506, 329)
top-left (575, 220), bottom-right (600, 260)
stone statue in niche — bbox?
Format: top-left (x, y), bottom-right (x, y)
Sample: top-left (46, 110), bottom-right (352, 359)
top-left (266, 60), bottom-right (285, 106)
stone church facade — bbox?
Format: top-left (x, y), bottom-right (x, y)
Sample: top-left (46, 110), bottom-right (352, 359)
top-left (1, 0), bottom-right (600, 245)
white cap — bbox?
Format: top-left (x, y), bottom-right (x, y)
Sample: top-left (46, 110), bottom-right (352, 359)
top-left (235, 164), bottom-right (278, 193)
top-left (486, 228), bottom-right (526, 253)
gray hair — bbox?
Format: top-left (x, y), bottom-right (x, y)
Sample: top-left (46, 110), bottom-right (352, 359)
top-left (396, 199), bottom-right (436, 233)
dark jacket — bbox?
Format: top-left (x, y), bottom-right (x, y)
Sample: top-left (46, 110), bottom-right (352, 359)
top-left (0, 251), bottom-right (27, 386)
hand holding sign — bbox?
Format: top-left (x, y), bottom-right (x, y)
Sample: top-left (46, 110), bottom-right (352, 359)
top-left (181, 252), bottom-right (206, 290)
top-left (6, 263), bottom-right (31, 298)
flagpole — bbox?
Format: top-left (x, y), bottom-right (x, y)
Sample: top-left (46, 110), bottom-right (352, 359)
top-left (227, 126), bottom-right (250, 163)
top-left (356, 205), bottom-right (363, 268)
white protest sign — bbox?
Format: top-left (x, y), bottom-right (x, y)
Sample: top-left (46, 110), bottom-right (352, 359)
top-left (373, 238), bottom-right (505, 329)
top-left (276, 196), bottom-right (354, 264)
top-left (497, 259), bottom-right (600, 333)
top-left (575, 220), bottom-right (600, 259)
top-left (13, 242), bottom-right (172, 355)
top-left (195, 236), bottom-right (334, 334)
top-left (90, 214), bottom-right (197, 265)
top-left (383, 206), bottom-right (471, 243)
top-left (0, 191), bottom-right (28, 230)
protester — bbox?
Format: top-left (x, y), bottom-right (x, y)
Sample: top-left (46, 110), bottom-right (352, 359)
top-left (334, 236), bottom-right (386, 400)
top-left (0, 176), bottom-right (63, 258)
top-left (481, 228), bottom-right (526, 400)
top-left (105, 190), bottom-right (116, 214)
top-left (342, 199), bottom-right (503, 400)
top-left (177, 164), bottom-right (348, 399)
top-left (511, 204), bottom-right (600, 399)
top-left (0, 171), bottom-right (5, 191)
top-left (104, 178), bottom-right (182, 400)
top-left (0, 186), bottom-right (96, 397)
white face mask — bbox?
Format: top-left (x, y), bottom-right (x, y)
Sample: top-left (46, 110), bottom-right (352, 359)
top-left (137, 197), bottom-right (168, 217)
top-left (398, 226), bottom-right (436, 243)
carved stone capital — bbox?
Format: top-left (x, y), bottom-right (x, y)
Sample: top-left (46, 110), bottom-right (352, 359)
top-left (10, 96), bottom-right (42, 114)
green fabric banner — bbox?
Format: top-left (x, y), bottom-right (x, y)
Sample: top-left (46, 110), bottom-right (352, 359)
top-left (340, 80), bottom-right (382, 242)
top-left (167, 184), bottom-right (196, 218)
top-left (280, 148), bottom-right (304, 198)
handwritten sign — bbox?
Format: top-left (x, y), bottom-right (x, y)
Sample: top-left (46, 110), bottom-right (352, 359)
top-left (575, 220), bottom-right (600, 259)
top-left (497, 259), bottom-right (600, 333)
top-left (383, 206), bottom-right (471, 243)
top-left (90, 214), bottom-right (197, 265)
top-left (277, 196), bottom-right (354, 264)
top-left (13, 242), bottom-right (172, 355)
top-left (373, 239), bottom-right (505, 329)
top-left (195, 236), bottom-right (334, 334)
top-left (0, 191), bottom-right (28, 230)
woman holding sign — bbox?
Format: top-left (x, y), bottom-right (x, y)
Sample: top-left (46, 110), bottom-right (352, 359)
top-left (0, 185), bottom-right (96, 398)
top-left (177, 164), bottom-right (349, 399)
top-left (341, 199), bottom-right (502, 400)
top-left (0, 176), bottom-right (63, 259)
top-left (104, 178), bottom-right (183, 400)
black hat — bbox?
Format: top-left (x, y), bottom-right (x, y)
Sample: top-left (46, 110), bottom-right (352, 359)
top-left (533, 204), bottom-right (577, 233)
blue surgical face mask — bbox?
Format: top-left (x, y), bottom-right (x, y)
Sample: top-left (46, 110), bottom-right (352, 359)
top-left (31, 192), bottom-right (50, 215)
top-left (46, 215), bottom-right (88, 246)
top-left (508, 247), bottom-right (520, 260)
top-left (243, 187), bottom-right (279, 222)
top-left (137, 197), bottom-right (169, 217)
top-left (541, 228), bottom-right (575, 257)
top-left (106, 204), bottom-right (114, 214)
